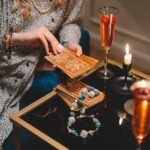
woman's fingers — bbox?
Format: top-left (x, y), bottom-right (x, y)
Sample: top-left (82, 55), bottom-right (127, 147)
top-left (18, 27), bottom-right (66, 56)
top-left (67, 43), bottom-right (82, 57)
top-left (39, 35), bottom-right (50, 55)
top-left (76, 45), bottom-right (82, 57)
top-left (43, 31), bottom-right (62, 55)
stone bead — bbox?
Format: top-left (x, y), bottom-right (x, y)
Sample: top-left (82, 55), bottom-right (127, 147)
top-left (71, 129), bottom-right (76, 133)
top-left (87, 87), bottom-right (94, 92)
top-left (94, 89), bottom-right (100, 96)
top-left (68, 116), bottom-right (76, 124)
top-left (80, 130), bottom-right (88, 138)
top-left (74, 132), bottom-right (78, 136)
top-left (70, 112), bottom-right (75, 116)
top-left (88, 130), bottom-right (95, 136)
top-left (78, 94), bottom-right (85, 100)
top-left (95, 122), bottom-right (101, 127)
top-left (71, 130), bottom-right (78, 136)
top-left (75, 99), bottom-right (78, 102)
top-left (68, 128), bottom-right (72, 133)
top-left (68, 121), bottom-right (72, 126)
top-left (71, 102), bottom-right (78, 110)
top-left (81, 88), bottom-right (88, 95)
top-left (88, 91), bottom-right (95, 98)
top-left (90, 114), bottom-right (95, 118)
top-left (93, 118), bottom-right (99, 123)
top-left (77, 100), bottom-right (84, 106)
top-left (71, 102), bottom-right (78, 107)
top-left (80, 108), bottom-right (86, 114)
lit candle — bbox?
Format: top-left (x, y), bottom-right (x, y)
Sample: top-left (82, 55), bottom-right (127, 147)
top-left (124, 43), bottom-right (132, 65)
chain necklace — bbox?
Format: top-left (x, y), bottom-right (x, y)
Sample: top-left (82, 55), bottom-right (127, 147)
top-left (31, 0), bottom-right (52, 14)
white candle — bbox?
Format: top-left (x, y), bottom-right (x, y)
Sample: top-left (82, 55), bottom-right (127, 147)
top-left (124, 43), bottom-right (132, 65)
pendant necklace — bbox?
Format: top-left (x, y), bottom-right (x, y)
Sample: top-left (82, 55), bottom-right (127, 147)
top-left (31, 0), bottom-right (52, 14)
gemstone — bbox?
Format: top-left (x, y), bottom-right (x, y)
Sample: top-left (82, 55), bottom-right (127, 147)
top-left (88, 91), bottom-right (95, 98)
top-left (80, 108), bottom-right (86, 114)
top-left (70, 112), bottom-right (75, 116)
top-left (87, 87), bottom-right (94, 92)
top-left (94, 89), bottom-right (100, 96)
top-left (68, 116), bottom-right (76, 124)
top-left (80, 130), bottom-right (88, 138)
top-left (95, 122), bottom-right (101, 127)
top-left (93, 118), bottom-right (99, 123)
top-left (77, 100), bottom-right (84, 106)
top-left (78, 94), bottom-right (85, 100)
top-left (88, 130), bottom-right (95, 136)
top-left (81, 88), bottom-right (88, 95)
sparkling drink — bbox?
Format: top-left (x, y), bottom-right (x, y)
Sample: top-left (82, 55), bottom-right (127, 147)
top-left (97, 6), bottom-right (119, 80)
top-left (100, 15), bottom-right (116, 52)
top-left (131, 80), bottom-right (150, 150)
top-left (132, 87), bottom-right (150, 144)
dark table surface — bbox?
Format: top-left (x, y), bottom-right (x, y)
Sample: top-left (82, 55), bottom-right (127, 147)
top-left (21, 64), bottom-right (150, 150)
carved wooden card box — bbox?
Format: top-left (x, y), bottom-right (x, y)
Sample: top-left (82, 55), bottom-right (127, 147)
top-left (55, 79), bottom-right (105, 111)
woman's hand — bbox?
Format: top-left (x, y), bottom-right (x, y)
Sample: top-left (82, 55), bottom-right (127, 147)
top-left (66, 43), bottom-right (82, 57)
top-left (12, 27), bottom-right (62, 55)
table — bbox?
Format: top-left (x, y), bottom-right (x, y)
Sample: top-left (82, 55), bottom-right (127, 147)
top-left (10, 60), bottom-right (150, 150)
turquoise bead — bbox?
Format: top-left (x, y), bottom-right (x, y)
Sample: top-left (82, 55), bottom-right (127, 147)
top-left (87, 87), bottom-right (94, 92)
top-left (77, 100), bottom-right (84, 106)
top-left (78, 94), bottom-right (85, 100)
top-left (70, 112), bottom-right (75, 116)
top-left (94, 90), bottom-right (100, 96)
top-left (95, 122), bottom-right (101, 127)
top-left (71, 130), bottom-right (78, 136)
top-left (68, 120), bottom-right (73, 126)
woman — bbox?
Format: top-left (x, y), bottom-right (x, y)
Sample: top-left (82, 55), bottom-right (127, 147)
top-left (0, 0), bottom-right (85, 149)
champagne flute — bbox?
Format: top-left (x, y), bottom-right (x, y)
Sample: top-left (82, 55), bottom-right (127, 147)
top-left (131, 80), bottom-right (150, 150)
top-left (97, 6), bottom-right (119, 80)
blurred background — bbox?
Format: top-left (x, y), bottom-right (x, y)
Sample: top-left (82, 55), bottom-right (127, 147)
top-left (82, 0), bottom-right (150, 75)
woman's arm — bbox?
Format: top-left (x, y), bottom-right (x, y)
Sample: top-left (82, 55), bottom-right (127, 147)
top-left (59, 0), bottom-right (84, 56)
top-left (11, 27), bottom-right (62, 55)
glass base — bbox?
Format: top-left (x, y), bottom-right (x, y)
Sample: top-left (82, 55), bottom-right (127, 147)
top-left (109, 76), bottom-right (135, 95)
top-left (97, 68), bottom-right (114, 80)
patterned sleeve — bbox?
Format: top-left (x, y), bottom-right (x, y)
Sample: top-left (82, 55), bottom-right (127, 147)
top-left (0, 0), bottom-right (8, 54)
top-left (0, 2), bottom-right (3, 53)
top-left (59, 0), bottom-right (84, 46)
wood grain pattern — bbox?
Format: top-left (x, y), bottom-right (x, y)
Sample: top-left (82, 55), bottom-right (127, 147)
top-left (45, 48), bottom-right (99, 78)
top-left (55, 79), bottom-right (105, 111)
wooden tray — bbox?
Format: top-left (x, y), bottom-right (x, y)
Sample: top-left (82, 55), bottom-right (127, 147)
top-left (45, 48), bottom-right (99, 78)
top-left (55, 79), bottom-right (105, 111)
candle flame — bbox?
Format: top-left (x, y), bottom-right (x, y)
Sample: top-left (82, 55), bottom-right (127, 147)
top-left (118, 112), bottom-right (126, 126)
top-left (141, 80), bottom-right (146, 88)
top-left (119, 118), bottom-right (123, 126)
top-left (125, 43), bottom-right (130, 54)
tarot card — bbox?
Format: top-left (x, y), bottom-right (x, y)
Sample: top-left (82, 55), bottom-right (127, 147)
top-left (45, 48), bottom-right (99, 78)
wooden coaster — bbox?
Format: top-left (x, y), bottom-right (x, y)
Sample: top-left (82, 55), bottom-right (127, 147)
top-left (55, 79), bottom-right (105, 111)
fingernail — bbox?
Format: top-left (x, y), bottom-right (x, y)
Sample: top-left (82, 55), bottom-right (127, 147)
top-left (58, 44), bottom-right (64, 51)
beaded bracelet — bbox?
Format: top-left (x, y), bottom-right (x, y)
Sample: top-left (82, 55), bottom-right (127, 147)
top-left (71, 86), bottom-right (100, 110)
top-left (67, 110), bottom-right (101, 139)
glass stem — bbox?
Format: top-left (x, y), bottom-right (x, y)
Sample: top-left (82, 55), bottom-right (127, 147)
top-left (136, 143), bottom-right (142, 150)
top-left (104, 52), bottom-right (108, 76)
